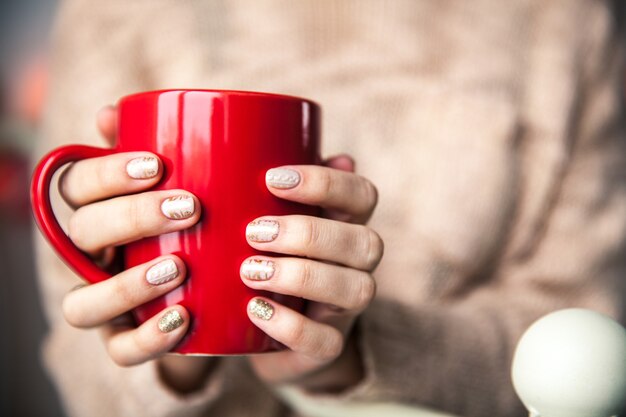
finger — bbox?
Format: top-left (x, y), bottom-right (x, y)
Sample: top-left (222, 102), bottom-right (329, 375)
top-left (96, 105), bottom-right (118, 146)
top-left (102, 305), bottom-right (189, 367)
top-left (247, 298), bottom-right (344, 364)
top-left (323, 154), bottom-right (355, 173)
top-left (63, 256), bottom-right (186, 328)
top-left (264, 165), bottom-right (377, 223)
top-left (304, 301), bottom-right (359, 338)
top-left (245, 216), bottom-right (384, 271)
top-left (68, 190), bottom-right (200, 254)
top-left (59, 151), bottom-right (163, 208)
top-left (240, 256), bottom-right (375, 312)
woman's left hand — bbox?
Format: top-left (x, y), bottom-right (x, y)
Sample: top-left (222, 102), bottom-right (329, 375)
top-left (242, 157), bottom-right (383, 391)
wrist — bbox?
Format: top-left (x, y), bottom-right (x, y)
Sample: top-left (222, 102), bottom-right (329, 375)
top-left (157, 355), bottom-right (218, 394)
top-left (295, 329), bottom-right (364, 394)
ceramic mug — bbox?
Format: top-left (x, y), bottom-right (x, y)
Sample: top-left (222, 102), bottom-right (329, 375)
top-left (31, 89), bottom-right (321, 355)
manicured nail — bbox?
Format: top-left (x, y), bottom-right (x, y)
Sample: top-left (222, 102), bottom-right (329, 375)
top-left (158, 309), bottom-right (184, 333)
top-left (161, 195), bottom-right (195, 220)
top-left (266, 168), bottom-right (300, 189)
top-left (248, 298), bottom-right (274, 320)
top-left (126, 156), bottom-right (159, 179)
top-left (146, 259), bottom-right (179, 285)
top-left (241, 258), bottom-right (275, 280)
top-left (246, 219), bottom-right (279, 242)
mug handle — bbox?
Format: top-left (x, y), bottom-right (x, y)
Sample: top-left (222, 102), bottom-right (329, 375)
top-left (31, 145), bottom-right (116, 284)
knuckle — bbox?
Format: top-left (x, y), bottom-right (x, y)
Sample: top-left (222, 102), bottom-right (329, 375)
top-left (114, 357), bottom-right (133, 367)
top-left (317, 328), bottom-right (344, 361)
top-left (67, 210), bottom-right (89, 250)
top-left (355, 274), bottom-right (376, 311)
top-left (106, 342), bottom-right (132, 367)
top-left (284, 314), bottom-right (308, 349)
top-left (61, 293), bottom-right (84, 327)
top-left (127, 197), bottom-right (142, 232)
top-left (95, 157), bottom-right (116, 191)
top-left (132, 329), bottom-right (156, 359)
top-left (300, 217), bottom-right (321, 252)
top-left (363, 228), bottom-right (384, 271)
top-left (127, 194), bottom-right (151, 234)
top-left (297, 261), bottom-right (314, 294)
top-left (362, 179), bottom-right (379, 212)
top-left (57, 166), bottom-right (75, 204)
top-left (110, 275), bottom-right (136, 307)
top-left (315, 168), bottom-right (333, 200)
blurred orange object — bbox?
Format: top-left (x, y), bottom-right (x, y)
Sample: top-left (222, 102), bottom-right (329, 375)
top-left (11, 54), bottom-right (48, 124)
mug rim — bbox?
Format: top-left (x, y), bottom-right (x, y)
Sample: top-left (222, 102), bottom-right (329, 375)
top-left (118, 88), bottom-right (320, 109)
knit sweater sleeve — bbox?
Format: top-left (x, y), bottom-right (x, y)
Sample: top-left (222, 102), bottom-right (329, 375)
top-left (279, 3), bottom-right (626, 417)
top-left (34, 1), bottom-right (228, 416)
top-left (36, 1), bottom-right (626, 417)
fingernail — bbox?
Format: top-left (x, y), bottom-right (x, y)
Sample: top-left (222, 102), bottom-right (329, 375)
top-left (248, 298), bottom-right (274, 320)
top-left (246, 219), bottom-right (279, 242)
top-left (241, 258), bottom-right (275, 280)
top-left (158, 309), bottom-right (184, 333)
top-left (161, 195), bottom-right (195, 220)
top-left (266, 168), bottom-right (300, 189)
top-left (146, 259), bottom-right (179, 285)
top-left (126, 156), bottom-right (159, 179)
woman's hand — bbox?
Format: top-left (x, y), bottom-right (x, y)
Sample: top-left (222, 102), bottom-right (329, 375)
top-left (242, 157), bottom-right (383, 391)
top-left (59, 107), bottom-right (212, 392)
top-left (60, 105), bottom-right (382, 394)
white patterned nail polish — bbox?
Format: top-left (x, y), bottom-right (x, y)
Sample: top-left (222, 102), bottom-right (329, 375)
top-left (266, 168), bottom-right (300, 189)
top-left (248, 298), bottom-right (274, 320)
top-left (246, 219), bottom-right (279, 242)
top-left (161, 195), bottom-right (195, 220)
top-left (241, 258), bottom-right (275, 280)
top-left (126, 156), bottom-right (159, 179)
top-left (146, 259), bottom-right (179, 285)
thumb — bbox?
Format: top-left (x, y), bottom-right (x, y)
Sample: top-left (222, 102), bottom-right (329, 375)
top-left (323, 154), bottom-right (355, 173)
top-left (96, 105), bottom-right (118, 147)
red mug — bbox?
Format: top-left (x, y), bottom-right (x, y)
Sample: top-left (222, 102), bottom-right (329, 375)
top-left (31, 89), bottom-right (321, 355)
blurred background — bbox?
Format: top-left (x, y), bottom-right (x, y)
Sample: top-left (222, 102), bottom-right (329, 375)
top-left (2, 2), bottom-right (626, 417)
top-left (0, 0), bottom-right (64, 416)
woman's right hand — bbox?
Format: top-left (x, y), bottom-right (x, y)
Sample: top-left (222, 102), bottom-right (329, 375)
top-left (58, 106), bottom-right (202, 367)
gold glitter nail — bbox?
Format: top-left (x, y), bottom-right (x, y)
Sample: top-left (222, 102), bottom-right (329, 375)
top-left (248, 298), bottom-right (274, 320)
top-left (158, 310), bottom-right (184, 333)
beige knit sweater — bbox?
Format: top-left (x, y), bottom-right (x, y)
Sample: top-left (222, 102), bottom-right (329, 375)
top-left (34, 1), bottom-right (626, 416)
